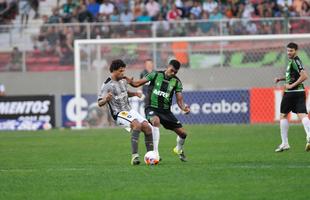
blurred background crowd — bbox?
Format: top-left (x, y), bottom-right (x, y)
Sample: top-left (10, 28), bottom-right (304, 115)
top-left (0, 0), bottom-right (309, 26)
top-left (0, 0), bottom-right (309, 72)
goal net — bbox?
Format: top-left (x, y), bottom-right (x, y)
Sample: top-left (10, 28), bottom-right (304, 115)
top-left (73, 34), bottom-right (310, 129)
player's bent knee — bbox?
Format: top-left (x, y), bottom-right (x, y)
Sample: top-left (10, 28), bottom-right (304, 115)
top-left (131, 119), bottom-right (141, 130)
top-left (151, 116), bottom-right (160, 127)
top-left (142, 121), bottom-right (152, 133)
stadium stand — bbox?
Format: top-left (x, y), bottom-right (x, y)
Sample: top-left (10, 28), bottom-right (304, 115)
top-left (0, 0), bottom-right (309, 72)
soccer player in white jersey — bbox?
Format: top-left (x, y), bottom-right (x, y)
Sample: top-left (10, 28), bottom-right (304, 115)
top-left (98, 59), bottom-right (154, 165)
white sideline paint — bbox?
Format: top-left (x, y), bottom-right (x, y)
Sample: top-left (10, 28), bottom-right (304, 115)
top-left (1, 164), bottom-right (310, 173)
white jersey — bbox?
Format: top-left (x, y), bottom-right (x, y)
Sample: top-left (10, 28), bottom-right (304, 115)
top-left (98, 77), bottom-right (131, 119)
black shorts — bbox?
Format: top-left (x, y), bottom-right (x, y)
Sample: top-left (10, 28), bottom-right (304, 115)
top-left (145, 107), bottom-right (182, 130)
top-left (280, 91), bottom-right (307, 114)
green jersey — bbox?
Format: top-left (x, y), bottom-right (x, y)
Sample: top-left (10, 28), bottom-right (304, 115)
top-left (145, 71), bottom-right (183, 110)
top-left (285, 56), bottom-right (304, 92)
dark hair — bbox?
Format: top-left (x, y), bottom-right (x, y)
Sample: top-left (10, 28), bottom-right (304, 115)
top-left (110, 59), bottom-right (126, 72)
top-left (287, 42), bottom-right (298, 50)
top-left (144, 58), bottom-right (152, 63)
top-left (169, 59), bottom-right (181, 70)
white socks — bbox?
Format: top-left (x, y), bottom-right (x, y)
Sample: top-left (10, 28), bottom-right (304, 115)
top-left (152, 126), bottom-right (160, 155)
top-left (301, 117), bottom-right (310, 142)
top-left (280, 119), bottom-right (289, 145)
top-left (176, 136), bottom-right (185, 151)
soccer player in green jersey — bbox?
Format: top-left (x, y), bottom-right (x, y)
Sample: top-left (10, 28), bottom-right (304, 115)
top-left (274, 42), bottom-right (310, 152)
top-left (126, 59), bottom-right (190, 161)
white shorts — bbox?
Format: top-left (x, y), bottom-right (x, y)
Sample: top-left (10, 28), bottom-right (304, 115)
top-left (116, 109), bottom-right (148, 131)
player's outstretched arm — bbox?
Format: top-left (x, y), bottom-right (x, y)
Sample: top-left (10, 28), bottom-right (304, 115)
top-left (124, 76), bottom-right (149, 87)
top-left (176, 92), bottom-right (190, 114)
top-left (128, 91), bottom-right (142, 98)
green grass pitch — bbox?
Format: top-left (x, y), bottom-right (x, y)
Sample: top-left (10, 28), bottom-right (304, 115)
top-left (0, 125), bottom-right (309, 200)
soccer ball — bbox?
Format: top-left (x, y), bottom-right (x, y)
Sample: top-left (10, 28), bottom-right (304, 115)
top-left (144, 151), bottom-right (159, 165)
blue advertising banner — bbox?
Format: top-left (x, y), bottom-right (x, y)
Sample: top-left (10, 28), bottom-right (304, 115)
top-left (61, 95), bottom-right (114, 128)
top-left (171, 90), bottom-right (250, 124)
top-left (61, 90), bottom-right (250, 128)
top-left (62, 95), bottom-right (96, 127)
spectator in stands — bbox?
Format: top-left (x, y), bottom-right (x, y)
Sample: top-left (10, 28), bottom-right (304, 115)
top-left (160, 0), bottom-right (170, 19)
top-left (120, 7), bottom-right (133, 27)
top-left (99, 0), bottom-right (114, 19)
top-left (86, 0), bottom-right (99, 19)
top-left (179, 0), bottom-right (193, 19)
top-left (245, 21), bottom-right (258, 34)
top-left (241, 1), bottom-right (254, 18)
top-left (44, 26), bottom-right (59, 53)
top-left (90, 25), bottom-right (103, 38)
top-left (132, 0), bottom-right (144, 19)
top-left (145, 0), bottom-right (160, 20)
top-left (153, 13), bottom-right (169, 37)
top-left (109, 7), bottom-right (120, 22)
top-left (56, 27), bottom-right (74, 65)
top-left (0, 83), bottom-right (5, 96)
top-left (0, 0), bottom-right (17, 26)
top-left (72, 24), bottom-right (87, 39)
top-left (7, 46), bottom-right (22, 71)
top-left (99, 16), bottom-right (111, 37)
top-left (60, 0), bottom-right (77, 23)
top-left (273, 20), bottom-right (283, 34)
top-left (175, 0), bottom-right (183, 8)
top-left (166, 3), bottom-right (182, 21)
top-left (203, 0), bottom-right (218, 14)
top-left (209, 6), bottom-right (224, 34)
top-left (198, 11), bottom-right (212, 34)
top-left (190, 0), bottom-right (202, 19)
top-left (75, 4), bottom-right (94, 22)
top-left (136, 9), bottom-right (151, 22)
top-left (30, 0), bottom-right (39, 19)
top-left (224, 4), bottom-right (234, 18)
top-left (187, 13), bottom-right (199, 35)
top-left (277, 0), bottom-right (293, 13)
top-left (48, 7), bottom-right (62, 23)
top-left (114, 0), bottom-right (130, 13)
top-left (299, 0), bottom-right (310, 16)
top-left (19, 0), bottom-right (31, 27)
top-left (236, 3), bottom-right (245, 18)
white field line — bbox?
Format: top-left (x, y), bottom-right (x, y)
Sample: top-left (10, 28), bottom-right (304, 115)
top-left (1, 164), bottom-right (310, 173)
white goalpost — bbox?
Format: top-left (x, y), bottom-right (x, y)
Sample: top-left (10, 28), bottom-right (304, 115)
top-left (74, 34), bottom-right (310, 129)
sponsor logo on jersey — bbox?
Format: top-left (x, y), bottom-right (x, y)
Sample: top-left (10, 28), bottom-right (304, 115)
top-left (153, 89), bottom-right (169, 98)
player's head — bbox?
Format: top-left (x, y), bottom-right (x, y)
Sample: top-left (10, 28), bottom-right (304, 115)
top-left (144, 59), bottom-right (153, 73)
top-left (166, 59), bottom-right (181, 77)
top-left (286, 42), bottom-right (298, 59)
top-left (110, 59), bottom-right (126, 80)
